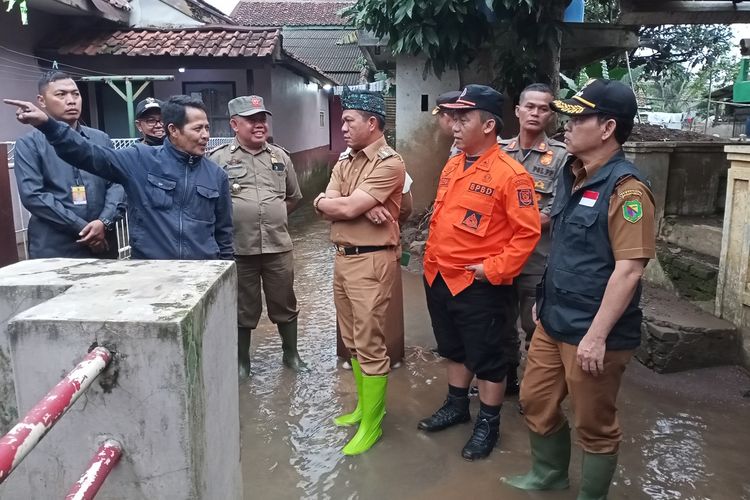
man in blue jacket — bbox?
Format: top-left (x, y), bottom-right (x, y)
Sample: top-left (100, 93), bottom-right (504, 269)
top-left (13, 72), bottom-right (125, 258)
top-left (5, 94), bottom-right (233, 260)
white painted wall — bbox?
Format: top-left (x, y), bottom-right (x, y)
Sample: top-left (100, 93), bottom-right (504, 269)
top-left (265, 65), bottom-right (329, 153)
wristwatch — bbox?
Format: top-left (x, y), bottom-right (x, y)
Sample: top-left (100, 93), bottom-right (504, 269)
top-left (98, 217), bottom-right (114, 231)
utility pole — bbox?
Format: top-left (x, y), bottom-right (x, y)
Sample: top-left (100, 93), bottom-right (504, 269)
top-left (80, 75), bottom-right (174, 137)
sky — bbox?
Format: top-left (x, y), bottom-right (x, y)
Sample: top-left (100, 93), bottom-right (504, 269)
top-left (206, 0), bottom-right (240, 15)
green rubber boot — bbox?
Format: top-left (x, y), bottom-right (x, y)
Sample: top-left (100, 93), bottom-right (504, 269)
top-left (334, 358), bottom-right (363, 426)
top-left (577, 451), bottom-right (618, 500)
top-left (277, 319), bottom-right (308, 372)
top-left (502, 425), bottom-right (571, 490)
top-left (342, 374), bottom-right (388, 456)
top-left (238, 327), bottom-right (252, 379)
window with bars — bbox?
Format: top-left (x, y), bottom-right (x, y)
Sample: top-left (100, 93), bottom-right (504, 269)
top-left (182, 82), bottom-right (236, 137)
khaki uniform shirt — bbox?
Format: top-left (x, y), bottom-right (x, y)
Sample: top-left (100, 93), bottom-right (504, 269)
top-left (499, 133), bottom-right (568, 275)
top-left (326, 136), bottom-right (405, 247)
top-left (208, 138), bottom-right (302, 255)
top-left (571, 158), bottom-right (656, 261)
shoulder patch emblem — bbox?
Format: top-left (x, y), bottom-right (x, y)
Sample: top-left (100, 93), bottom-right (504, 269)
top-left (618, 189), bottom-right (643, 199)
top-left (623, 200), bottom-right (643, 223)
top-left (517, 188), bottom-right (534, 208)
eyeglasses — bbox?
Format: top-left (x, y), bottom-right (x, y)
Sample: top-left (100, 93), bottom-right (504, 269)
top-left (139, 117), bottom-right (163, 126)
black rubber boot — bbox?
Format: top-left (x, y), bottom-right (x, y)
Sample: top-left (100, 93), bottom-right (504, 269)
top-left (418, 394), bottom-right (471, 432)
top-left (238, 327), bottom-right (252, 379)
top-left (505, 367), bottom-right (520, 396)
top-left (277, 319), bottom-right (308, 372)
top-left (461, 408), bottom-right (500, 461)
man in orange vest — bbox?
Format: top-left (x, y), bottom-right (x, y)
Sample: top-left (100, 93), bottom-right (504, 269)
top-left (418, 85), bottom-right (541, 460)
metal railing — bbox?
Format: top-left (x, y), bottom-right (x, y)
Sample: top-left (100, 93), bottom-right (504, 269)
top-left (0, 347), bottom-right (114, 486)
top-left (5, 137), bottom-right (233, 261)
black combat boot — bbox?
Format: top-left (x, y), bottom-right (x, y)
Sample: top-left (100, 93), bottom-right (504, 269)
top-left (418, 393), bottom-right (471, 432)
top-left (461, 406), bottom-right (500, 461)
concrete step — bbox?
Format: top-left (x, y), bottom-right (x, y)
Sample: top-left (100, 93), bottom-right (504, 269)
top-left (637, 283), bottom-right (741, 373)
top-left (660, 214), bottom-right (723, 259)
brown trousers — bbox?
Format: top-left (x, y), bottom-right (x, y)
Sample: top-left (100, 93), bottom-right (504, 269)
top-left (236, 252), bottom-right (298, 329)
top-left (520, 325), bottom-right (633, 454)
top-left (333, 248), bottom-right (397, 375)
top-left (336, 255), bottom-right (405, 366)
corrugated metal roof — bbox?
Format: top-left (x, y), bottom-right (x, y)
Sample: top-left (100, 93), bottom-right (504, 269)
top-left (282, 29), bottom-right (360, 80)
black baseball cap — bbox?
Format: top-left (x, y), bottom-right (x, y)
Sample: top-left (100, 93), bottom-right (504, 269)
top-left (441, 84), bottom-right (504, 116)
top-left (551, 79), bottom-right (637, 120)
top-left (432, 90), bottom-right (461, 115)
top-left (135, 97), bottom-right (162, 118)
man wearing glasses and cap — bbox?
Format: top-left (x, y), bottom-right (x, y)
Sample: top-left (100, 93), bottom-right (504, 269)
top-left (314, 89), bottom-right (405, 456)
top-left (208, 95), bottom-right (305, 377)
top-left (134, 97), bottom-right (165, 146)
top-left (504, 80), bottom-right (655, 499)
top-left (419, 84), bottom-right (540, 461)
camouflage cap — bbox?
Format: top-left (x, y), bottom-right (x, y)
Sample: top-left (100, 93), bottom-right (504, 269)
top-left (341, 88), bottom-right (386, 117)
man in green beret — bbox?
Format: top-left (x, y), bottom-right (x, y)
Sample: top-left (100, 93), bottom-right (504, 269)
top-left (314, 89), bottom-right (406, 455)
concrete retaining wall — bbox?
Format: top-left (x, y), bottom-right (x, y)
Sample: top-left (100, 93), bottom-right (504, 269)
top-left (0, 259), bottom-right (242, 499)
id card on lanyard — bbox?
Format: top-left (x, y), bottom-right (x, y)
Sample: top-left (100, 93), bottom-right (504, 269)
top-left (71, 168), bottom-right (87, 205)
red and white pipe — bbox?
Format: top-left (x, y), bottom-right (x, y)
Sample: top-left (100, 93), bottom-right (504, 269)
top-left (65, 439), bottom-right (123, 500)
top-left (0, 346), bottom-right (112, 483)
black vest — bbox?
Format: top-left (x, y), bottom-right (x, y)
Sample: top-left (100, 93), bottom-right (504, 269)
top-left (538, 151), bottom-right (644, 350)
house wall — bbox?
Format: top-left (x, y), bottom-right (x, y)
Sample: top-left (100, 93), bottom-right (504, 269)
top-left (0, 11), bottom-right (59, 143)
top-left (266, 65), bottom-right (329, 155)
top-left (395, 55), bottom-right (461, 211)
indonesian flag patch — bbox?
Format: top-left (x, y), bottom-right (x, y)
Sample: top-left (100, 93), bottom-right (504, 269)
top-left (579, 190), bottom-right (599, 207)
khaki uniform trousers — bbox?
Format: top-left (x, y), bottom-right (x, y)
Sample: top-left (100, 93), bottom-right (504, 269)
top-left (333, 248), bottom-right (397, 376)
top-left (336, 252), bottom-right (405, 366)
top-left (236, 251), bottom-right (298, 329)
top-left (520, 325), bottom-right (633, 454)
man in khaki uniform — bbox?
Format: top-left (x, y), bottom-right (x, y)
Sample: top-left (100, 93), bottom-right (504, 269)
top-left (208, 95), bottom-right (305, 377)
top-left (499, 83), bottom-right (568, 394)
top-left (314, 89), bottom-right (405, 456)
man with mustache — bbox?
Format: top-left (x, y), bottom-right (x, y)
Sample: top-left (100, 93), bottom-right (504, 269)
top-left (12, 71), bottom-right (125, 259)
top-left (135, 97), bottom-right (165, 147)
top-left (208, 95), bottom-right (306, 377)
top-left (5, 94), bottom-right (233, 261)
top-left (504, 79), bottom-right (655, 499)
top-left (499, 83), bottom-right (568, 394)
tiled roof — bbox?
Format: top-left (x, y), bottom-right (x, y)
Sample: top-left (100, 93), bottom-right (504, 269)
top-left (283, 29), bottom-right (361, 73)
top-left (231, 1), bottom-right (354, 27)
top-left (55, 27), bottom-right (280, 58)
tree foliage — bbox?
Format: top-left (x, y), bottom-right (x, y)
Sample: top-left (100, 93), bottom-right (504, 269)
top-left (343, 0), bottom-right (573, 96)
top-left (631, 25), bottom-right (734, 77)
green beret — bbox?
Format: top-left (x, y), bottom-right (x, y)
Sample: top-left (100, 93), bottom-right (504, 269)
top-left (342, 88), bottom-right (386, 117)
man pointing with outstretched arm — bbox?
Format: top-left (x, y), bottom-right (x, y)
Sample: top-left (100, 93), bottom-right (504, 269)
top-left (5, 95), bottom-right (233, 261)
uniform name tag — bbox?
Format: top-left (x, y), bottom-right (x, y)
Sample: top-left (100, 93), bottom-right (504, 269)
top-left (579, 190), bottom-right (599, 207)
top-left (71, 185), bottom-right (87, 206)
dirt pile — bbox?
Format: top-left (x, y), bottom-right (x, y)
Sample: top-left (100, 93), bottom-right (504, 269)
top-left (627, 123), bottom-right (723, 142)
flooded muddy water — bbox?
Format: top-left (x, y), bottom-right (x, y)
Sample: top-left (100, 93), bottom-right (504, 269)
top-left (240, 207), bottom-right (750, 500)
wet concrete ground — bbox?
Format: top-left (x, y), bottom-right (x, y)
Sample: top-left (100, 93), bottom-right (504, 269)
top-left (240, 208), bottom-right (750, 500)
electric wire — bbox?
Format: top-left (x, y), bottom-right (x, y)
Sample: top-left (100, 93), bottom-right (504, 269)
top-left (0, 44), bottom-right (118, 77)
